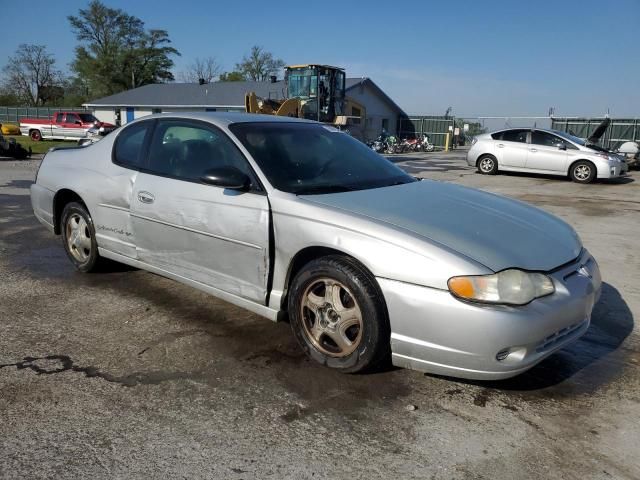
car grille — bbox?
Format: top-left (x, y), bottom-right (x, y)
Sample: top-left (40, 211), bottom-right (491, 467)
top-left (535, 319), bottom-right (588, 353)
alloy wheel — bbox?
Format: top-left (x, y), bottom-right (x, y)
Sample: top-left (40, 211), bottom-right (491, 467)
top-left (480, 157), bottom-right (494, 172)
top-left (300, 278), bottom-right (363, 357)
top-left (574, 164), bottom-right (591, 181)
top-left (66, 213), bottom-right (92, 263)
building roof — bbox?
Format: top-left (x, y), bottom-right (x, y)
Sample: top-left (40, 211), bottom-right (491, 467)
top-left (85, 77), bottom-right (406, 115)
top-left (84, 81), bottom-right (287, 108)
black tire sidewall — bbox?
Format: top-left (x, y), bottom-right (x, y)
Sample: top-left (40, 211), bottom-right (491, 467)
top-left (60, 202), bottom-right (100, 272)
top-left (288, 256), bottom-right (389, 373)
top-left (570, 161), bottom-right (596, 183)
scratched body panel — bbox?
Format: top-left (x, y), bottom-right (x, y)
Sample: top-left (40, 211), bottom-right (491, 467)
top-left (131, 172), bottom-right (269, 303)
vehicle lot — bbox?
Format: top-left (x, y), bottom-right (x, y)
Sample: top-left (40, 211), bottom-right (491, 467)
top-left (1, 151), bottom-right (639, 479)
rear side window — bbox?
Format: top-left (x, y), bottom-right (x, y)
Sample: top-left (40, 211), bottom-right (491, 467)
top-left (113, 121), bottom-right (154, 169)
top-left (501, 129), bottom-right (528, 143)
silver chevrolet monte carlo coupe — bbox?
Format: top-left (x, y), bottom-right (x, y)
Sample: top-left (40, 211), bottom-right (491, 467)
top-left (31, 113), bottom-right (602, 380)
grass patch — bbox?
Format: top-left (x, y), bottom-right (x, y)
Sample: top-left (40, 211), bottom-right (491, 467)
top-left (4, 135), bottom-right (77, 155)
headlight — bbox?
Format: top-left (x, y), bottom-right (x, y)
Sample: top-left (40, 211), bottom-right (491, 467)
top-left (448, 269), bottom-right (555, 305)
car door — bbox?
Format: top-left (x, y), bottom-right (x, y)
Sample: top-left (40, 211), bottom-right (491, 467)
top-left (130, 118), bottom-right (270, 304)
top-left (494, 129), bottom-right (529, 168)
top-left (49, 112), bottom-right (66, 138)
top-left (526, 130), bottom-right (569, 172)
top-left (63, 113), bottom-right (86, 139)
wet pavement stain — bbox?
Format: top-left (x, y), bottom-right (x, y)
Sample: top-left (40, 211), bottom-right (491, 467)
top-left (0, 355), bottom-right (211, 387)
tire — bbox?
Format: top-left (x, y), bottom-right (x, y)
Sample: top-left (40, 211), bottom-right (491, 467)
top-left (570, 160), bottom-right (596, 184)
top-left (60, 202), bottom-right (102, 272)
top-left (287, 255), bottom-right (390, 373)
top-left (29, 129), bottom-right (42, 141)
top-left (477, 155), bottom-right (498, 175)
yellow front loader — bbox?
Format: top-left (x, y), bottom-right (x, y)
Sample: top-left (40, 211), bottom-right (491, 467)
top-left (244, 64), bottom-right (366, 139)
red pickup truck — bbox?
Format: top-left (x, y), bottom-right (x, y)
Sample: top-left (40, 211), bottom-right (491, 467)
top-left (19, 111), bottom-right (115, 141)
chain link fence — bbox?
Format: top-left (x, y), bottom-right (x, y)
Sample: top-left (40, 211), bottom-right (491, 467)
top-left (0, 106), bottom-right (89, 123)
top-left (551, 117), bottom-right (640, 150)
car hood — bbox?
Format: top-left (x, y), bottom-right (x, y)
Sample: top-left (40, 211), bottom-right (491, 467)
top-left (301, 180), bottom-right (581, 272)
top-left (587, 117), bottom-right (610, 143)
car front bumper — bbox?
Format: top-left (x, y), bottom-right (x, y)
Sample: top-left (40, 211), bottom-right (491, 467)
top-left (379, 249), bottom-right (601, 380)
top-left (598, 162), bottom-right (628, 178)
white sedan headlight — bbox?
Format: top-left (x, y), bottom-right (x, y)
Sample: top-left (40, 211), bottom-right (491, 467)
top-left (448, 269), bottom-right (555, 306)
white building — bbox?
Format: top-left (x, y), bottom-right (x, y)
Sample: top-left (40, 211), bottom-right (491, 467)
top-left (84, 78), bottom-right (406, 141)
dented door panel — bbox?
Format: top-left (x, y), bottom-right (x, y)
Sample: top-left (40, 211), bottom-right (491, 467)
top-left (131, 172), bottom-right (270, 303)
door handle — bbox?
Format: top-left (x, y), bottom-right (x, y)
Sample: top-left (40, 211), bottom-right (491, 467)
top-left (529, 148), bottom-right (537, 152)
top-left (137, 191), bottom-right (155, 204)
top-left (497, 143), bottom-right (505, 148)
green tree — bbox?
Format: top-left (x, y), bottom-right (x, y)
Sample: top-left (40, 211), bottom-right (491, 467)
top-left (235, 46), bottom-right (285, 81)
top-left (2, 44), bottom-right (63, 106)
top-left (218, 71), bottom-right (246, 82)
top-left (68, 0), bottom-right (179, 98)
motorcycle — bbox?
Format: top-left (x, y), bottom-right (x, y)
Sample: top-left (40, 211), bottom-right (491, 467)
top-left (367, 134), bottom-right (386, 153)
top-left (418, 133), bottom-right (435, 152)
top-left (400, 137), bottom-right (421, 152)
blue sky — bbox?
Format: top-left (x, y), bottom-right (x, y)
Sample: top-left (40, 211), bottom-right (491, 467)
top-left (1, 0), bottom-right (639, 116)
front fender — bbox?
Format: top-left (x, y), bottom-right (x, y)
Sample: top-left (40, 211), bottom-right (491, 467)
top-left (268, 193), bottom-right (491, 310)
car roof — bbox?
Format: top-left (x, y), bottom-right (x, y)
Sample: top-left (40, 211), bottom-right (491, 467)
top-left (127, 111), bottom-right (317, 128)
top-left (493, 127), bottom-right (565, 135)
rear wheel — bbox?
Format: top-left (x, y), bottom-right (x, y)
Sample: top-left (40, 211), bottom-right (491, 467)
top-left (60, 202), bottom-right (102, 272)
top-left (477, 155), bottom-right (498, 174)
top-left (29, 129), bottom-right (42, 141)
top-left (288, 255), bottom-right (390, 373)
top-left (570, 160), bottom-right (596, 184)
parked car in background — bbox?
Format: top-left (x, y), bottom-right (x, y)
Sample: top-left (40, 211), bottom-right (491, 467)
top-left (19, 111), bottom-right (115, 142)
top-left (31, 112), bottom-right (601, 380)
top-left (1, 123), bottom-right (21, 135)
top-left (467, 128), bottom-right (628, 183)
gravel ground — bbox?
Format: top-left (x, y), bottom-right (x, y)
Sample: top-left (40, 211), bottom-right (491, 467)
top-left (1, 152), bottom-right (638, 479)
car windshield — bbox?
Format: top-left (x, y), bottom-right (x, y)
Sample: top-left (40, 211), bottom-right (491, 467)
top-left (78, 113), bottom-right (98, 123)
top-left (229, 122), bottom-right (416, 194)
top-left (551, 129), bottom-right (585, 146)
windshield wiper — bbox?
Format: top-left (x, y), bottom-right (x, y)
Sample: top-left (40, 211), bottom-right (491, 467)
top-left (293, 184), bottom-right (356, 195)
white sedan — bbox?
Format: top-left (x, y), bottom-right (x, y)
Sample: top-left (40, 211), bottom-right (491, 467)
top-left (467, 128), bottom-right (627, 183)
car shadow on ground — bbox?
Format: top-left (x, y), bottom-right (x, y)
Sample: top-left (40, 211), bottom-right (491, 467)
top-left (432, 282), bottom-right (634, 393)
top-left (492, 170), bottom-right (636, 185)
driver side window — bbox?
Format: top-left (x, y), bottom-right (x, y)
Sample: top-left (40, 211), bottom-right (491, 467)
top-left (146, 120), bottom-right (253, 184)
top-left (532, 131), bottom-right (565, 148)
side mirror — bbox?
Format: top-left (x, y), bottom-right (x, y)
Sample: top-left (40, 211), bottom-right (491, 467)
top-left (557, 143), bottom-right (566, 150)
top-left (201, 166), bottom-right (250, 190)
top-left (75, 120), bottom-right (82, 125)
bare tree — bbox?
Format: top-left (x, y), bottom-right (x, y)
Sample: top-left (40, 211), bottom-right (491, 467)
top-left (236, 46), bottom-right (285, 82)
top-left (177, 57), bottom-right (222, 84)
top-left (2, 44), bottom-right (63, 106)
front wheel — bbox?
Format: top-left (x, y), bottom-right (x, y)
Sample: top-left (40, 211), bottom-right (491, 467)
top-left (288, 256), bottom-right (390, 373)
top-left (60, 202), bottom-right (102, 272)
top-left (570, 160), bottom-right (596, 184)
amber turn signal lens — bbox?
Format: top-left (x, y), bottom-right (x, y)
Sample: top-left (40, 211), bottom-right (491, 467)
top-left (448, 277), bottom-right (475, 299)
